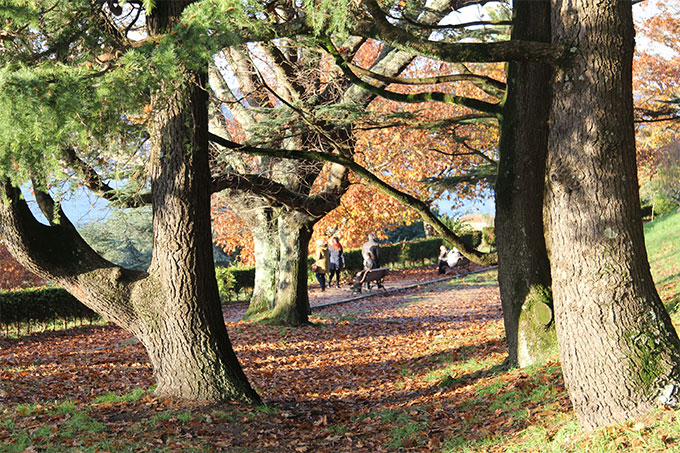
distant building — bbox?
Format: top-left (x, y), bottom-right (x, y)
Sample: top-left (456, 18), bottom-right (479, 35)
top-left (459, 214), bottom-right (494, 231)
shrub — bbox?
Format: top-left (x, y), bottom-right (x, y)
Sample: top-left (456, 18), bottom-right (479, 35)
top-left (215, 266), bottom-right (255, 302)
top-left (0, 287), bottom-right (99, 330)
top-left (482, 227), bottom-right (496, 247)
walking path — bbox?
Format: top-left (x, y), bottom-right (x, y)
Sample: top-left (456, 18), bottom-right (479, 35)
top-left (223, 264), bottom-right (495, 322)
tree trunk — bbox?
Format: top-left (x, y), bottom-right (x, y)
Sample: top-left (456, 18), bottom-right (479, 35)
top-left (263, 210), bottom-right (313, 326)
top-left (495, 0), bottom-right (555, 368)
top-left (546, 0), bottom-right (680, 429)
top-left (247, 207), bottom-right (279, 317)
top-left (0, 1), bottom-right (259, 404)
top-left (142, 64), bottom-right (258, 401)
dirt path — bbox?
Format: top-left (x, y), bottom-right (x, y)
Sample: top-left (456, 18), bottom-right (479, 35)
top-left (223, 263), bottom-right (492, 321)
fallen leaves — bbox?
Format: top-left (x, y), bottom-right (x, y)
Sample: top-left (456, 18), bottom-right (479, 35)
top-left (0, 268), bottom-right (574, 451)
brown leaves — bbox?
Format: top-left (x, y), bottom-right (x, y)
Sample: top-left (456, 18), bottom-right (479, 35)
top-left (0, 268), bottom-right (574, 450)
top-left (0, 240), bottom-right (44, 289)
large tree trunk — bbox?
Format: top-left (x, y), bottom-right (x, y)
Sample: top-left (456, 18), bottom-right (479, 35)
top-left (0, 1), bottom-right (259, 404)
top-left (495, 0), bottom-right (555, 368)
top-left (264, 210), bottom-right (314, 326)
top-left (546, 0), bottom-right (680, 429)
top-left (144, 64), bottom-right (258, 401)
top-left (247, 207), bottom-right (279, 316)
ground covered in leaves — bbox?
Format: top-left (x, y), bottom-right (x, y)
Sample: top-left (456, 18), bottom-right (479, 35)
top-left (0, 270), bottom-right (578, 451)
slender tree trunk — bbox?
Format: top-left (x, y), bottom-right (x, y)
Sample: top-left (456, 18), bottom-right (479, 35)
top-left (264, 210), bottom-right (313, 326)
top-left (495, 0), bottom-right (555, 368)
top-left (546, 0), bottom-right (680, 429)
top-left (247, 207), bottom-right (279, 316)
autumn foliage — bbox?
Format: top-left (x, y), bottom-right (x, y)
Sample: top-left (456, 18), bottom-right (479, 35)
top-left (634, 0), bottom-right (680, 182)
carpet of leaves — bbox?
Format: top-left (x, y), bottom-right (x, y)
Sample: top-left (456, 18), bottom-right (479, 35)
top-left (0, 268), bottom-right (572, 452)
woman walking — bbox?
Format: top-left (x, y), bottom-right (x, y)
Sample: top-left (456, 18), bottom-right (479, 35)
top-left (313, 239), bottom-right (330, 291)
top-left (328, 237), bottom-right (345, 288)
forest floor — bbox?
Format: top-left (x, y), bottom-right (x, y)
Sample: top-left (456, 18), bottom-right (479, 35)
top-left (2, 253), bottom-right (680, 451)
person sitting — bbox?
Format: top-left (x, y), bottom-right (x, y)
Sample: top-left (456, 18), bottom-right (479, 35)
top-left (361, 233), bottom-right (382, 268)
top-left (437, 244), bottom-right (449, 274)
top-left (443, 247), bottom-right (470, 274)
top-left (351, 251), bottom-right (379, 293)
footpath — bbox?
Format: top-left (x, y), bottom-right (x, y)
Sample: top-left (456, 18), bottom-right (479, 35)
top-left (223, 263), bottom-right (494, 322)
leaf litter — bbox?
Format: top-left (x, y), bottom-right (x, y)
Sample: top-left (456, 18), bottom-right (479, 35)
top-left (0, 267), bottom-right (576, 452)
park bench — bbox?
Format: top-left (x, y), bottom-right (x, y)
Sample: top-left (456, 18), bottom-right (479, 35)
top-left (350, 267), bottom-right (389, 294)
top-left (442, 256), bottom-right (471, 275)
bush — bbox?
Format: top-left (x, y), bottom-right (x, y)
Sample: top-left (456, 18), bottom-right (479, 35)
top-left (0, 287), bottom-right (99, 329)
top-left (482, 227), bottom-right (496, 247)
top-left (215, 266), bottom-right (255, 302)
top-left (342, 238), bottom-right (444, 271)
top-left (461, 231), bottom-right (482, 250)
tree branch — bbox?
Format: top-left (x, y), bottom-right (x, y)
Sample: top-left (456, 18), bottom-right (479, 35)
top-left (345, 59), bottom-right (506, 94)
top-left (208, 132), bottom-right (497, 265)
top-left (61, 147), bottom-right (152, 208)
top-left (211, 172), bottom-right (332, 218)
top-left (324, 38), bottom-right (502, 115)
top-left (356, 0), bottom-right (565, 64)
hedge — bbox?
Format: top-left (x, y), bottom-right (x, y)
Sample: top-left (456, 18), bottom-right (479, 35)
top-left (215, 266), bottom-right (255, 302)
top-left (342, 237), bottom-right (443, 271)
top-left (0, 287), bottom-right (99, 333)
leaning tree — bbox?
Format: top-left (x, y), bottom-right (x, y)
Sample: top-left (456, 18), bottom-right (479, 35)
top-left (0, 0), bottom-right (270, 402)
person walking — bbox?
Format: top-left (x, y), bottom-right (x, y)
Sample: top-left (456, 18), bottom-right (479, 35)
top-left (312, 239), bottom-right (330, 291)
top-left (327, 237), bottom-right (345, 288)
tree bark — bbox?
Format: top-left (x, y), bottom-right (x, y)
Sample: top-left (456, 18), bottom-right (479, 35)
top-left (247, 207), bottom-right (280, 316)
top-left (495, 0), bottom-right (555, 368)
top-left (265, 210), bottom-right (313, 326)
top-left (0, 1), bottom-right (259, 404)
top-left (546, 0), bottom-right (680, 429)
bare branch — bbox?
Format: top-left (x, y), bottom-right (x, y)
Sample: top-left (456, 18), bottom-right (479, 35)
top-left (61, 147), bottom-right (152, 208)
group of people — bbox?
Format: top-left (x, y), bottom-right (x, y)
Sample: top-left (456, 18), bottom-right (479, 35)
top-left (312, 233), bottom-right (382, 292)
top-left (312, 236), bottom-right (345, 291)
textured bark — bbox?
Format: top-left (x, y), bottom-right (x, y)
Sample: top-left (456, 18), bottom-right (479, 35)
top-left (495, 0), bottom-right (555, 368)
top-left (0, 1), bottom-right (259, 404)
top-left (247, 207), bottom-right (279, 316)
top-left (546, 0), bottom-right (680, 429)
top-left (266, 210), bottom-right (313, 326)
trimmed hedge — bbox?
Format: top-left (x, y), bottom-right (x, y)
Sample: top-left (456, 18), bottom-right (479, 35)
top-left (215, 266), bottom-right (255, 302)
top-left (0, 287), bottom-right (99, 330)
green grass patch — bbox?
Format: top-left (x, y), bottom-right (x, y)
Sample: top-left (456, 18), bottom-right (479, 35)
top-left (446, 269), bottom-right (498, 289)
top-left (91, 387), bottom-right (148, 405)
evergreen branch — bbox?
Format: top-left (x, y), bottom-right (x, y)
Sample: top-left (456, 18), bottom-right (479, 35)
top-left (61, 148), bottom-right (152, 208)
top-left (208, 132), bottom-right (497, 265)
top-left (357, 0), bottom-right (565, 64)
top-left (324, 38), bottom-right (502, 115)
